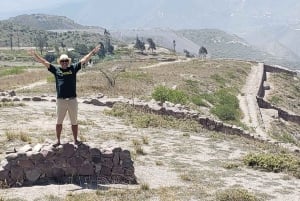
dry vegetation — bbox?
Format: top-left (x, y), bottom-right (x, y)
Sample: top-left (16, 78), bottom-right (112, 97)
top-left (0, 49), bottom-right (300, 201)
top-left (267, 72), bottom-right (300, 114)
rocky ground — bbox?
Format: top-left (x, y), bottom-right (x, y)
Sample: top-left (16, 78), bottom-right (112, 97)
top-left (0, 60), bottom-right (299, 200)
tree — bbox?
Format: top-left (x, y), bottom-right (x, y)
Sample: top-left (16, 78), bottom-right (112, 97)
top-left (74, 43), bottom-right (89, 55)
top-left (60, 42), bottom-right (66, 51)
top-left (97, 42), bottom-right (106, 59)
top-left (147, 38), bottom-right (156, 53)
top-left (184, 49), bottom-right (191, 58)
top-left (134, 36), bottom-right (145, 53)
top-left (199, 46), bottom-right (208, 59)
top-left (35, 32), bottom-right (48, 55)
top-left (104, 29), bottom-right (114, 55)
top-left (173, 40), bottom-right (176, 52)
top-left (9, 33), bottom-right (13, 51)
top-left (67, 50), bottom-right (81, 63)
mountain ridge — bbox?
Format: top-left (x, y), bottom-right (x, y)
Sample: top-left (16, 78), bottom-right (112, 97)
top-left (1, 14), bottom-right (300, 69)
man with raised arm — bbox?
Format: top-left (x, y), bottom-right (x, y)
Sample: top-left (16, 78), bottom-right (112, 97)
top-left (28, 44), bottom-right (101, 147)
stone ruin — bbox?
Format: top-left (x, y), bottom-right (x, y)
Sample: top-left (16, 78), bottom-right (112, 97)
top-left (0, 143), bottom-right (137, 188)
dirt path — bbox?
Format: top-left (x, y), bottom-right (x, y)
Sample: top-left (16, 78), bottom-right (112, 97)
top-left (238, 63), bottom-right (273, 141)
top-left (15, 80), bottom-right (47, 92)
top-left (140, 58), bottom-right (192, 69)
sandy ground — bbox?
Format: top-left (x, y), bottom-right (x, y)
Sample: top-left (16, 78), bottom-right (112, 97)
top-left (0, 99), bottom-right (299, 200)
top-left (0, 60), bottom-right (299, 200)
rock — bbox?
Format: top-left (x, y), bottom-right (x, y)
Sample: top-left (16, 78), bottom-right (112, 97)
top-left (78, 163), bottom-right (94, 175)
top-left (8, 91), bottom-right (16, 96)
top-left (17, 144), bottom-right (32, 153)
top-left (32, 97), bottom-right (42, 101)
top-left (0, 142), bottom-right (136, 187)
top-left (25, 169), bottom-right (41, 182)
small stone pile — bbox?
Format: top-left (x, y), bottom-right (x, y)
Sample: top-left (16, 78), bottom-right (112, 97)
top-left (0, 143), bottom-right (137, 187)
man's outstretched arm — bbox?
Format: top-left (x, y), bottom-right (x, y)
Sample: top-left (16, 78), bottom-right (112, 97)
top-left (28, 49), bottom-right (51, 69)
top-left (80, 44), bottom-right (101, 65)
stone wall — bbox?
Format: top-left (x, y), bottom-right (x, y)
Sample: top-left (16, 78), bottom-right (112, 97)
top-left (85, 98), bottom-right (256, 140)
top-left (264, 65), bottom-right (298, 76)
top-left (0, 143), bottom-right (136, 188)
top-left (256, 64), bottom-right (300, 125)
top-left (257, 97), bottom-right (300, 124)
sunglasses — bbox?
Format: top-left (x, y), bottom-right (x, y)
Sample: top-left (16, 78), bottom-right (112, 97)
top-left (60, 60), bottom-right (69, 63)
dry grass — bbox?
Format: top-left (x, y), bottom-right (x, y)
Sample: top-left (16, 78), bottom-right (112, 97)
top-left (267, 72), bottom-right (300, 114)
top-left (0, 54), bottom-right (300, 201)
top-left (0, 67), bottom-right (48, 91)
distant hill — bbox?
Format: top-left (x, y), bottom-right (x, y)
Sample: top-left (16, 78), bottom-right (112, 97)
top-left (0, 19), bottom-right (106, 48)
top-left (176, 29), bottom-right (300, 68)
top-left (111, 28), bottom-right (300, 69)
top-left (0, 14), bottom-right (299, 69)
top-left (5, 14), bottom-right (84, 30)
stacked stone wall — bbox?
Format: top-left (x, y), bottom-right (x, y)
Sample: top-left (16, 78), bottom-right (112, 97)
top-left (0, 143), bottom-right (136, 188)
top-left (257, 65), bottom-right (300, 125)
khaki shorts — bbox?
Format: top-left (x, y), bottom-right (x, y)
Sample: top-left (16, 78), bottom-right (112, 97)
top-left (56, 98), bottom-right (78, 125)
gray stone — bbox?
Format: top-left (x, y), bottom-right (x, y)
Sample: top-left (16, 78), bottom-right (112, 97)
top-left (90, 148), bottom-right (101, 157)
top-left (52, 167), bottom-right (65, 178)
top-left (18, 159), bottom-right (34, 168)
top-left (78, 163), bottom-right (94, 175)
top-left (8, 91), bottom-right (16, 96)
top-left (5, 153), bottom-right (18, 161)
top-left (62, 143), bottom-right (75, 157)
top-left (100, 166), bottom-right (112, 176)
top-left (22, 97), bottom-right (31, 101)
top-left (32, 97), bottom-right (42, 101)
top-left (32, 144), bottom-right (43, 152)
top-left (17, 144), bottom-right (32, 153)
top-left (10, 166), bottom-right (24, 181)
top-left (68, 156), bottom-right (84, 167)
top-left (120, 150), bottom-right (131, 160)
top-left (25, 169), bottom-right (41, 182)
top-left (0, 168), bottom-right (9, 180)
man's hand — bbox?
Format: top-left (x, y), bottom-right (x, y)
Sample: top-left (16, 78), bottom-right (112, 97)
top-left (92, 44), bottom-right (101, 55)
top-left (27, 49), bottom-right (36, 57)
top-left (27, 49), bottom-right (50, 68)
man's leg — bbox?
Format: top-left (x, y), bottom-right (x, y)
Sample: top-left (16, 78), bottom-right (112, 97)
top-left (68, 98), bottom-right (80, 144)
top-left (71, 124), bottom-right (78, 143)
top-left (56, 124), bottom-right (62, 144)
top-left (56, 99), bottom-right (67, 146)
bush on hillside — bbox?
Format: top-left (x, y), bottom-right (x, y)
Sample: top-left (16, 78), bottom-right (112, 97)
top-left (210, 89), bottom-right (240, 121)
top-left (216, 188), bottom-right (259, 201)
top-left (152, 85), bottom-right (188, 104)
top-left (243, 152), bottom-right (300, 178)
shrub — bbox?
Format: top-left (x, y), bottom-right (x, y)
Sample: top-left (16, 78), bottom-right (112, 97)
top-left (191, 95), bottom-right (209, 107)
top-left (269, 95), bottom-right (282, 105)
top-left (152, 85), bottom-right (188, 104)
top-left (0, 67), bottom-right (25, 77)
top-left (216, 188), bottom-right (259, 201)
top-left (211, 89), bottom-right (240, 121)
top-left (212, 104), bottom-right (237, 121)
top-left (243, 152), bottom-right (300, 178)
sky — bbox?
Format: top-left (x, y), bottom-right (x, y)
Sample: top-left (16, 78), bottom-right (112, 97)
top-left (0, 0), bottom-right (149, 28)
top-left (1, 0), bottom-right (300, 30)
top-left (0, 0), bottom-right (84, 21)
